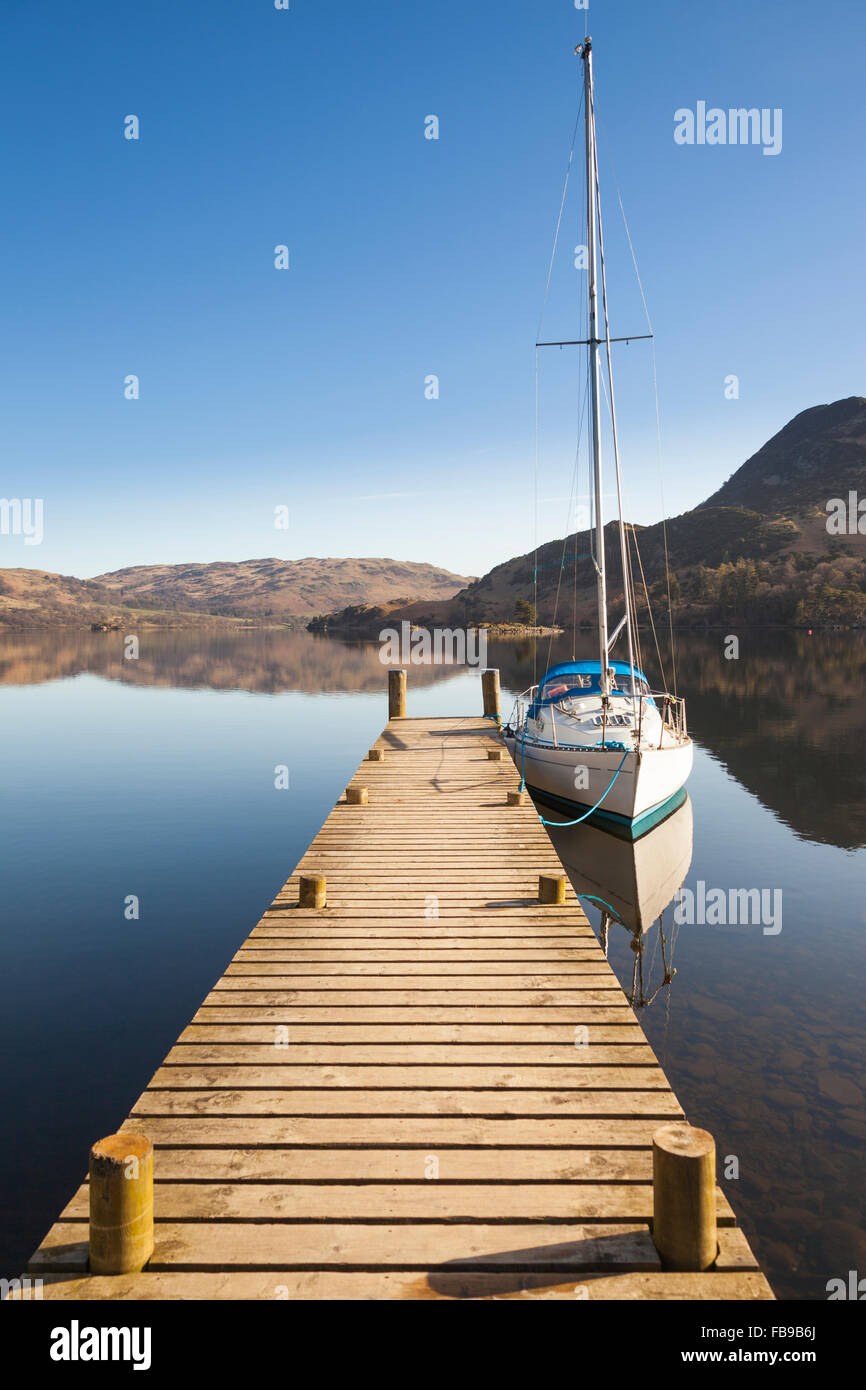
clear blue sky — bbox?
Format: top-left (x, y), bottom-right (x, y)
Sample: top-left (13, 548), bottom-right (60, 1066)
top-left (1, 0), bottom-right (863, 579)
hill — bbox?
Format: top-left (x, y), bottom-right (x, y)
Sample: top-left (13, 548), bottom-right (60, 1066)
top-left (0, 569), bottom-right (222, 631)
top-left (0, 558), bottom-right (470, 629)
top-left (92, 557), bottom-right (470, 621)
top-left (701, 397), bottom-right (866, 516)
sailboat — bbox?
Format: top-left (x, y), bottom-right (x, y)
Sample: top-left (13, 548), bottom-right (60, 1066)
top-left (503, 36), bottom-right (692, 835)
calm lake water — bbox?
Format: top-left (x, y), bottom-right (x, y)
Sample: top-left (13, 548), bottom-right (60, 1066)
top-left (1, 628), bottom-right (864, 1299)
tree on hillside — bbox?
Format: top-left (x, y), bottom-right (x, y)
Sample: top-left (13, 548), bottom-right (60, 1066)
top-left (514, 599), bottom-right (537, 625)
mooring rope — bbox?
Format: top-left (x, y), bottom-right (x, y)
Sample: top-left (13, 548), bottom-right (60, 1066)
top-left (517, 721), bottom-right (630, 827)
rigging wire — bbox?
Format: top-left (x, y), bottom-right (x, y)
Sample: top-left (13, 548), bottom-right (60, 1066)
top-left (533, 102), bottom-right (584, 681)
top-left (534, 107), bottom-right (583, 684)
top-left (534, 348), bottom-right (539, 683)
top-left (594, 102), bottom-right (679, 695)
top-left (535, 110), bottom-right (582, 344)
top-left (589, 78), bottom-right (637, 691)
top-left (545, 373), bottom-right (589, 674)
top-left (629, 521), bottom-right (669, 692)
top-left (597, 367), bottom-right (646, 687)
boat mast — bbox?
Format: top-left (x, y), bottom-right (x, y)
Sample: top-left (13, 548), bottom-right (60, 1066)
top-left (581, 38), bottom-right (610, 700)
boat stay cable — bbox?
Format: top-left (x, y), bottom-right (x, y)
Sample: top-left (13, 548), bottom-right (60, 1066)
top-left (534, 106), bottom-right (583, 684)
top-left (595, 100), bottom-right (679, 696)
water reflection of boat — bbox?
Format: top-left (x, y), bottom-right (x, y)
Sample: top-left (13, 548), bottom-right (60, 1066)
top-left (543, 791), bottom-right (693, 1009)
top-left (543, 790), bottom-right (692, 934)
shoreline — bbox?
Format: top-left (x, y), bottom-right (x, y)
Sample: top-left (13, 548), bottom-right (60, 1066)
top-left (2, 618), bottom-right (863, 635)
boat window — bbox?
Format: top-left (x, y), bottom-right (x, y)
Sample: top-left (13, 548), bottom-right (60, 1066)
top-left (541, 674), bottom-right (592, 699)
top-left (539, 672), bottom-right (649, 700)
top-left (618, 676), bottom-right (651, 696)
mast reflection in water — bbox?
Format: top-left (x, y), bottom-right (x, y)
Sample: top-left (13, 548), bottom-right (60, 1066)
top-left (543, 792), bottom-right (693, 1010)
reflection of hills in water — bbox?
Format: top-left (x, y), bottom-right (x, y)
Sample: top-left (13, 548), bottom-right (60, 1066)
top-left (545, 795), bottom-right (693, 1011)
top-left (675, 633), bottom-right (866, 851)
top-left (2, 629), bottom-right (863, 849)
top-left (0, 631), bottom-right (461, 695)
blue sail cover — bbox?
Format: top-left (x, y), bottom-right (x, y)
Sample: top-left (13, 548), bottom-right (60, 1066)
top-left (528, 660), bottom-right (650, 720)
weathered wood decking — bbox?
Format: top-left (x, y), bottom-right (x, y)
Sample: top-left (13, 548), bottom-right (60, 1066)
top-left (30, 715), bottom-right (772, 1299)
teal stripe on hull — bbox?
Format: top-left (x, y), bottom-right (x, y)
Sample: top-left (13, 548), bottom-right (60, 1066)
top-left (526, 783), bottom-right (688, 842)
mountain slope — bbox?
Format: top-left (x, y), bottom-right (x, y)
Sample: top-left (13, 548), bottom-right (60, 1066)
top-left (0, 557), bottom-right (472, 628)
top-left (92, 557), bottom-right (471, 620)
top-left (459, 397), bottom-right (866, 626)
top-left (701, 397), bottom-right (866, 516)
top-left (0, 568), bottom-right (230, 630)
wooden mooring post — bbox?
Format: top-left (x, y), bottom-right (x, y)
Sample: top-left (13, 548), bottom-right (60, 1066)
top-left (388, 668), bottom-right (407, 719)
top-left (298, 873), bottom-right (326, 909)
top-left (481, 668), bottom-right (501, 722)
top-left (88, 1134), bottom-right (153, 1275)
top-left (652, 1122), bottom-right (719, 1272)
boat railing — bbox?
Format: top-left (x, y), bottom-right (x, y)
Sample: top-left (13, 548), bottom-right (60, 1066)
top-left (655, 691), bottom-right (688, 739)
top-left (507, 685), bottom-right (538, 733)
top-left (509, 683), bottom-right (687, 740)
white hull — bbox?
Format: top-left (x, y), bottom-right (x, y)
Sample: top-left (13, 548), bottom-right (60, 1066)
top-left (505, 733), bottom-right (693, 826)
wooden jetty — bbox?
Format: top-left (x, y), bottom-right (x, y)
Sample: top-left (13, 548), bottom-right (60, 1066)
top-left (29, 689), bottom-right (772, 1299)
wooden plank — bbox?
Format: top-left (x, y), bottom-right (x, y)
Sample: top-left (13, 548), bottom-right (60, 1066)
top-left (256, 911), bottom-right (595, 919)
top-left (145, 1065), bottom-right (671, 1090)
top-left (235, 949), bottom-right (603, 960)
top-left (117, 1147), bottom-right (657, 1181)
top-left (223, 964), bottom-right (614, 977)
top-left (60, 1182), bottom-right (736, 1223)
top-left (118, 1116), bottom-right (672, 1145)
top-left (25, 1270), bottom-right (775, 1301)
top-left (30, 1221), bottom-right (662, 1274)
top-left (204, 991), bottom-right (628, 1005)
top-left (192, 1007), bottom-right (637, 1024)
top-left (209, 986), bottom-right (626, 1000)
top-left (131, 1090), bottom-right (683, 1117)
top-left (166, 1044), bottom-right (655, 1063)
top-left (715, 1228), bottom-right (764, 1271)
top-left (245, 931), bottom-right (597, 940)
top-left (183, 1022), bottom-right (645, 1041)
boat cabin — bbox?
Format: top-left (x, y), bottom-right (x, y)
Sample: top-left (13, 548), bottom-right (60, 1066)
top-left (535, 660), bottom-right (652, 706)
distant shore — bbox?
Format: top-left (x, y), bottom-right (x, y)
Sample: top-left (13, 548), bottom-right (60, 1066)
top-left (475, 623), bottom-right (564, 637)
top-left (2, 614), bottom-right (862, 635)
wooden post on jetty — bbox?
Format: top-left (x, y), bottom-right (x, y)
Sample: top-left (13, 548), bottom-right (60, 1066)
top-left (88, 1134), bottom-right (153, 1275)
top-left (652, 1122), bottom-right (718, 1271)
top-left (388, 669), bottom-right (407, 719)
top-left (481, 668), bottom-right (501, 722)
top-left (538, 873), bottom-right (567, 904)
top-left (298, 874), bottom-right (326, 909)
